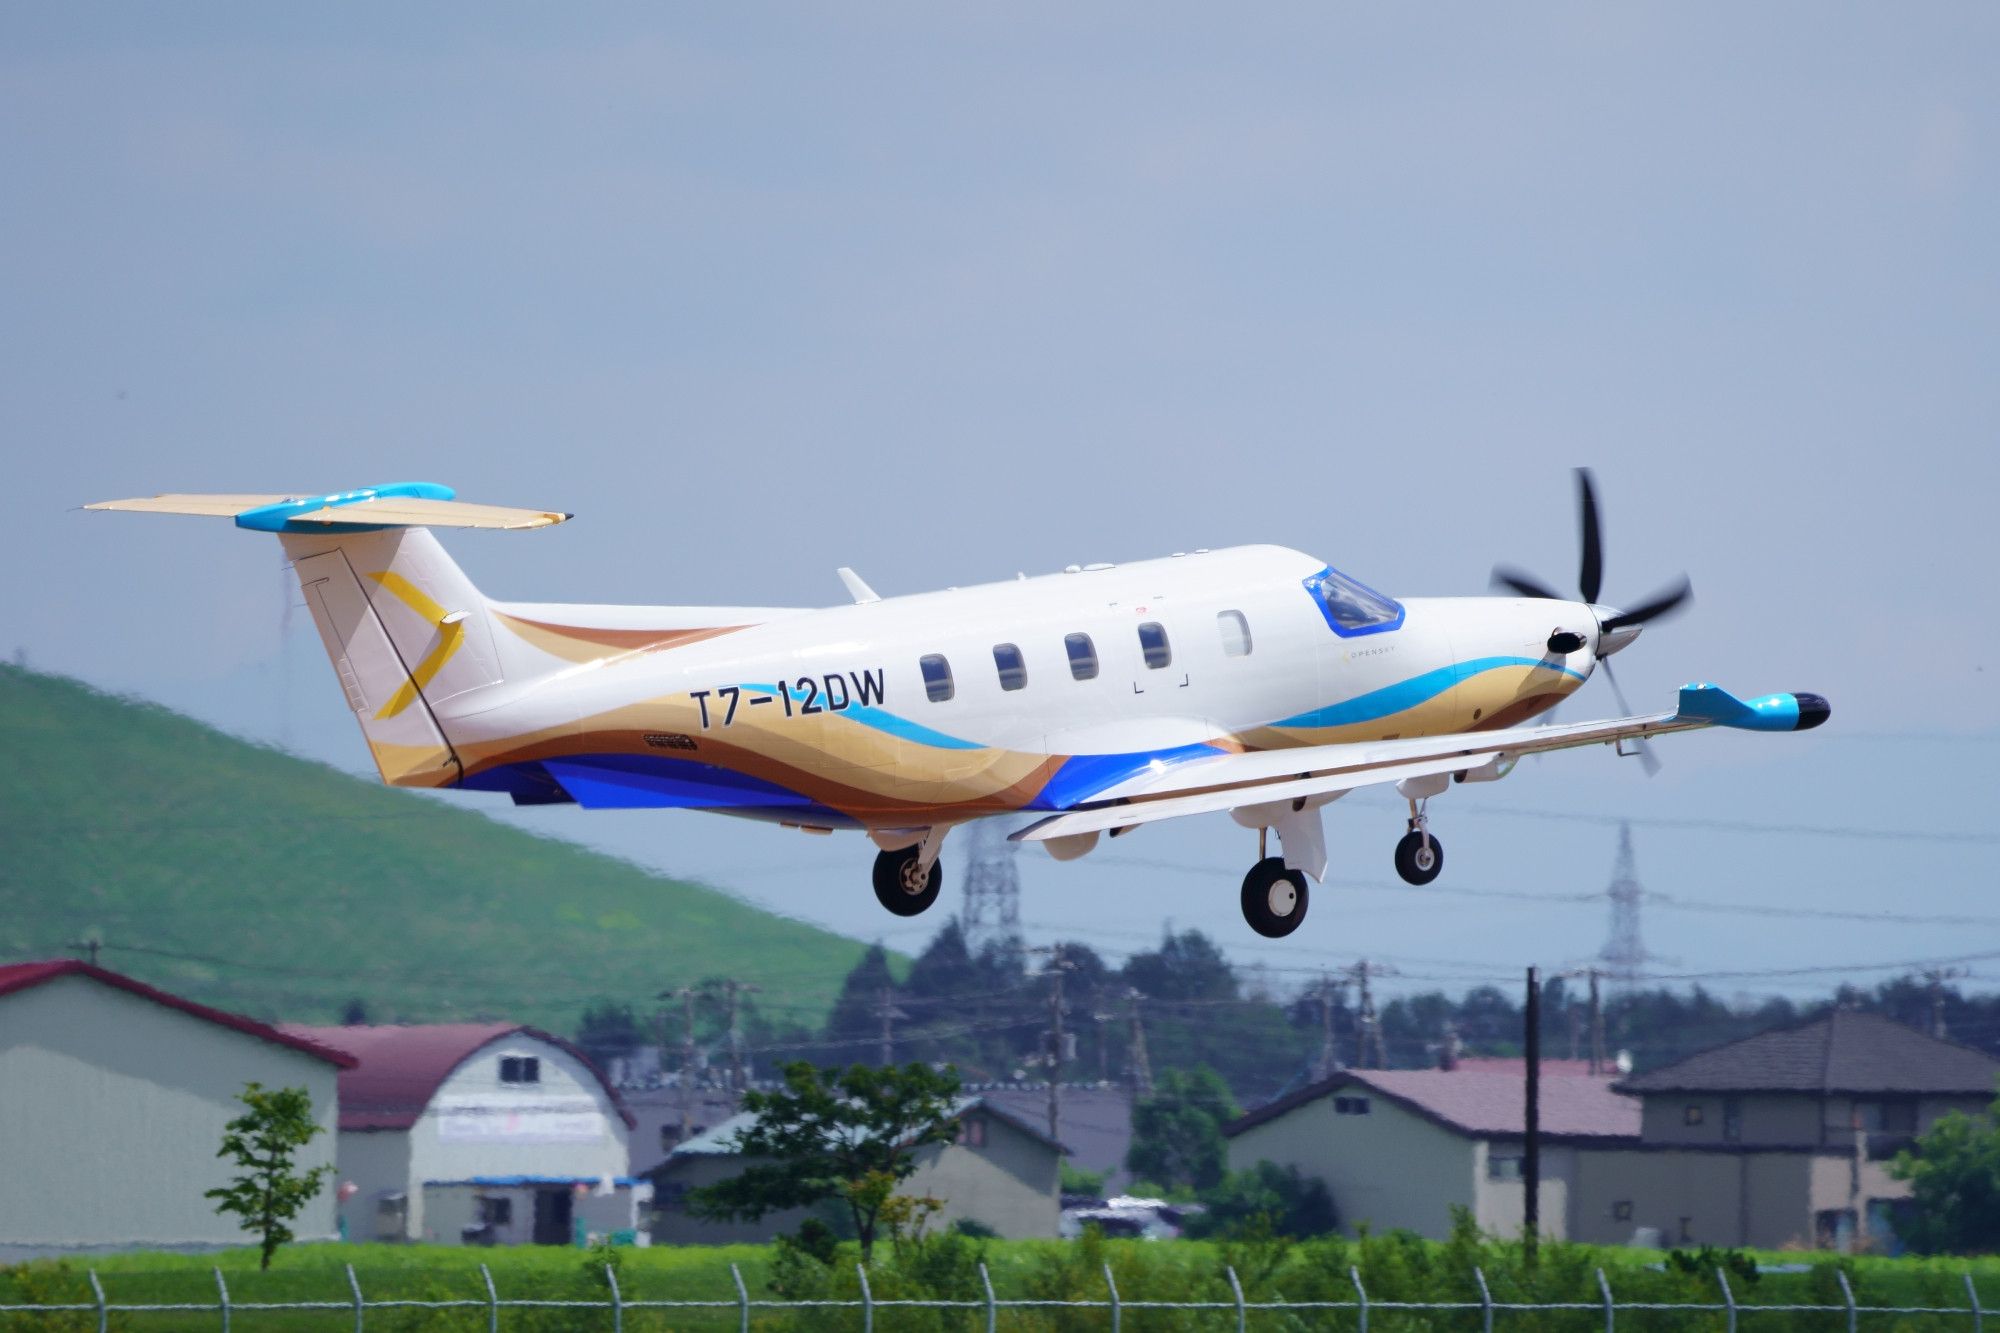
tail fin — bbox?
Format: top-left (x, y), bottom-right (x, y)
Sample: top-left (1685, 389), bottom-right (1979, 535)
top-left (87, 483), bottom-right (565, 788)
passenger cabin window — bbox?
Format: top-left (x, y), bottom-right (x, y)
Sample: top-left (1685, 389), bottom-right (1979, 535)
top-left (920, 654), bottom-right (954, 703)
top-left (1138, 621), bottom-right (1172, 669)
top-left (1303, 566), bottom-right (1403, 636)
top-left (992, 643), bottom-right (1027, 691)
top-left (1064, 633), bottom-right (1099, 681)
top-left (1217, 609), bottom-right (1252, 657)
top-left (500, 1056), bottom-right (541, 1085)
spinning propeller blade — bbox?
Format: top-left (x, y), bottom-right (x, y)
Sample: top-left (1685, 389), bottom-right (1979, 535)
top-left (1577, 468), bottom-right (1604, 606)
top-left (1599, 576), bottom-right (1693, 633)
top-left (1490, 566), bottom-right (1563, 600)
top-left (1599, 657), bottom-right (1662, 776)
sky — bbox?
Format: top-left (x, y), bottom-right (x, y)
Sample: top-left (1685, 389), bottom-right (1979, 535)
top-left (4, 4), bottom-right (1997, 1009)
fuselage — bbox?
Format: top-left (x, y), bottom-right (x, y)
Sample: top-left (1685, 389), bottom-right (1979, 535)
top-left (434, 545), bottom-right (1600, 831)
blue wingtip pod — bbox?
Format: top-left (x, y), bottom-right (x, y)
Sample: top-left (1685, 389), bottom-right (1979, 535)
top-left (1676, 684), bottom-right (1831, 732)
top-left (233, 482), bottom-right (456, 532)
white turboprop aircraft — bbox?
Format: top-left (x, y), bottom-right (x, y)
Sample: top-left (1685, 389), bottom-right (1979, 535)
top-left (88, 471), bottom-right (1826, 938)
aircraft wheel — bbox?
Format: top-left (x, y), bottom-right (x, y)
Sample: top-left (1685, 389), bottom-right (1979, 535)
top-left (1394, 830), bottom-right (1444, 886)
top-left (873, 847), bottom-right (943, 917)
top-left (1240, 857), bottom-right (1309, 938)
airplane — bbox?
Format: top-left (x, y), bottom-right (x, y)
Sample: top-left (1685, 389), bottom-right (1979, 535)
top-left (86, 471), bottom-right (1827, 939)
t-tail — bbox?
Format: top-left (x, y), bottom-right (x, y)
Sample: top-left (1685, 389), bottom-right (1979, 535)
top-left (86, 483), bottom-right (569, 788)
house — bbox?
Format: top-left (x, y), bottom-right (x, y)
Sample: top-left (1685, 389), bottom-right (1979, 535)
top-left (620, 1085), bottom-right (744, 1176)
top-left (281, 1023), bottom-right (640, 1246)
top-left (1593, 1010), bottom-right (2000, 1251)
top-left (648, 1095), bottom-right (1065, 1242)
top-left (970, 1083), bottom-right (1134, 1194)
top-left (0, 961), bottom-right (352, 1259)
top-left (1224, 1062), bottom-right (1636, 1241)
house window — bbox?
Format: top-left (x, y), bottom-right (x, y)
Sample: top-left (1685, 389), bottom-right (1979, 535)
top-left (1683, 1103), bottom-right (1704, 1127)
top-left (1334, 1096), bottom-right (1371, 1116)
top-left (1723, 1097), bottom-right (1742, 1142)
top-left (1138, 622), bottom-right (1172, 669)
top-left (920, 654), bottom-right (954, 703)
top-left (478, 1196), bottom-right (513, 1227)
top-left (1488, 1155), bottom-right (1522, 1181)
top-left (956, 1116), bottom-right (987, 1148)
top-left (1217, 610), bottom-right (1252, 657)
top-left (1613, 1201), bottom-right (1634, 1222)
top-left (1064, 633), bottom-right (1099, 681)
top-left (992, 644), bottom-right (1027, 692)
top-left (500, 1056), bottom-right (541, 1084)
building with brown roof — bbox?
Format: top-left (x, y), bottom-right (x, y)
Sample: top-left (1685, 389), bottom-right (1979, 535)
top-left (281, 1023), bottom-right (638, 1246)
top-left (1597, 1010), bottom-right (2000, 1251)
top-left (0, 961), bottom-right (352, 1258)
top-left (1224, 1061), bottom-right (1635, 1242)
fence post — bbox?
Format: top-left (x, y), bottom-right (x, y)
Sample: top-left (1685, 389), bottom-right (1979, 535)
top-left (214, 1266), bottom-right (231, 1333)
top-left (347, 1264), bottom-right (364, 1333)
top-left (1716, 1268), bottom-right (1736, 1333)
top-left (1351, 1266), bottom-right (1369, 1333)
top-left (1837, 1268), bottom-right (1858, 1333)
top-left (481, 1262), bottom-right (499, 1333)
top-left (87, 1269), bottom-right (106, 1333)
top-left (1473, 1266), bottom-right (1493, 1333)
top-left (1967, 1271), bottom-right (1983, 1333)
top-left (857, 1264), bottom-right (874, 1333)
top-left (606, 1264), bottom-right (623, 1333)
top-left (732, 1262), bottom-right (750, 1333)
top-left (980, 1261), bottom-right (997, 1333)
top-left (1596, 1267), bottom-right (1613, 1333)
top-left (1104, 1263), bottom-right (1123, 1333)
top-left (1226, 1265), bottom-right (1246, 1333)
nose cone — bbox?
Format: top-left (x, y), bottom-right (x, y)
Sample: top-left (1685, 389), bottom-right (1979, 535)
top-left (1592, 606), bottom-right (1642, 658)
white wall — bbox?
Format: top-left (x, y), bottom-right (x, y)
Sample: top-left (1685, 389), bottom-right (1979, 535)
top-left (1229, 1093), bottom-right (1477, 1239)
top-left (0, 975), bottom-right (339, 1255)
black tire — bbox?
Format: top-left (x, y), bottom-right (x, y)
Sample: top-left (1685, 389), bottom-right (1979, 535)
top-left (873, 846), bottom-right (943, 917)
top-left (1240, 857), bottom-right (1310, 938)
top-left (1394, 829), bottom-right (1444, 886)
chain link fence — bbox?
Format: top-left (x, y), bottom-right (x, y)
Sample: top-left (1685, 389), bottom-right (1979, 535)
top-left (1, 1259), bottom-right (1994, 1331)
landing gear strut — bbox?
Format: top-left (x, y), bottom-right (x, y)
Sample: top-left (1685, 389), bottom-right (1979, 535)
top-left (1394, 799), bottom-right (1444, 886)
top-left (872, 845), bottom-right (943, 916)
top-left (1240, 856), bottom-right (1309, 938)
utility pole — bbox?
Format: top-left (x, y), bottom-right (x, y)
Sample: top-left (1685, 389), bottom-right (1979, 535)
top-left (1312, 973), bottom-right (1341, 1081)
top-left (657, 986), bottom-right (702, 1144)
top-left (1033, 945), bottom-right (1074, 1141)
top-left (68, 936), bottom-right (101, 967)
top-left (1524, 965), bottom-right (1541, 1264)
top-left (1342, 960), bottom-right (1395, 1069)
top-left (1125, 988), bottom-right (1154, 1099)
top-left (1556, 966), bottom-right (1608, 1074)
top-left (722, 980), bottom-right (761, 1092)
top-left (1920, 967), bottom-right (1968, 1040)
top-left (874, 986), bottom-right (907, 1066)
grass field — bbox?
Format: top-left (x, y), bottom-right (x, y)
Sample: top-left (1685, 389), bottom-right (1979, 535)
top-left (7, 1238), bottom-right (2000, 1331)
top-left (0, 664), bottom-right (880, 1032)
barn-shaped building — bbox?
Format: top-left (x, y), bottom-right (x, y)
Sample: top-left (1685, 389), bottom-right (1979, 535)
top-left (282, 1023), bottom-right (640, 1245)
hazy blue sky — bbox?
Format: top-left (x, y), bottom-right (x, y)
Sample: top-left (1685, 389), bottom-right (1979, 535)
top-left (5, 5), bottom-right (1996, 1004)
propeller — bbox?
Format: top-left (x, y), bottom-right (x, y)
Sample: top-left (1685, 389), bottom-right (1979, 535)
top-left (1490, 469), bottom-right (1694, 774)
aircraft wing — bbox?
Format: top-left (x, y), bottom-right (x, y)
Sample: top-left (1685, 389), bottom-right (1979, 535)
top-left (1013, 684), bottom-right (1826, 844)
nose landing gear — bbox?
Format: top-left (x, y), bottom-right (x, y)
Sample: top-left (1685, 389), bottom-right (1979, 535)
top-left (1394, 798), bottom-right (1444, 885)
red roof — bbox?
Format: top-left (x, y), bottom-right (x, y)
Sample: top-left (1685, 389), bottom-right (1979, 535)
top-left (281, 1023), bottom-right (635, 1131)
top-left (1229, 1066), bottom-right (1639, 1142)
top-left (0, 961), bottom-right (355, 1068)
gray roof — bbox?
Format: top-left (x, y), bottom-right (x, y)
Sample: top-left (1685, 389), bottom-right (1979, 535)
top-left (664, 1094), bottom-right (1065, 1161)
top-left (1616, 1011), bottom-right (2000, 1097)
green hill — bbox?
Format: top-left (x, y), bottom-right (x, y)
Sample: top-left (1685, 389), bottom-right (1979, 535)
top-left (0, 664), bottom-right (875, 1032)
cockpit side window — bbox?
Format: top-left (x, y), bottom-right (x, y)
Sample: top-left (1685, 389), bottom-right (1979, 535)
top-left (1303, 566), bottom-right (1404, 637)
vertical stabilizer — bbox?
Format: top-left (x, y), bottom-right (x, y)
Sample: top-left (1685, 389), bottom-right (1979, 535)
top-left (282, 528), bottom-right (504, 787)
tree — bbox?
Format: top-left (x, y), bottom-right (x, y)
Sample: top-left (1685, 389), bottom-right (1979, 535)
top-left (204, 1083), bottom-right (334, 1269)
top-left (1122, 929), bottom-right (1237, 1002)
top-left (688, 1060), bottom-right (961, 1261)
top-left (1126, 1066), bottom-right (1240, 1192)
top-left (1889, 1089), bottom-right (2000, 1254)
top-left (576, 999), bottom-right (645, 1070)
top-left (823, 945), bottom-right (898, 1054)
top-left (1187, 1160), bottom-right (1338, 1239)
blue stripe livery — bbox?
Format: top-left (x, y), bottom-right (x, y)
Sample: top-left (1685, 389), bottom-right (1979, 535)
top-left (234, 482), bottom-right (456, 532)
top-left (1270, 656), bottom-right (1586, 731)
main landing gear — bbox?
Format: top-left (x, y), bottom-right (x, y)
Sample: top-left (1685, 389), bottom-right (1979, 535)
top-left (1394, 798), bottom-right (1444, 886)
top-left (1240, 856), bottom-right (1309, 938)
top-left (872, 845), bottom-right (943, 917)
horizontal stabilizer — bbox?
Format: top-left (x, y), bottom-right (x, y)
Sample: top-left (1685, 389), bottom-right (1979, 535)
top-left (85, 482), bottom-right (569, 533)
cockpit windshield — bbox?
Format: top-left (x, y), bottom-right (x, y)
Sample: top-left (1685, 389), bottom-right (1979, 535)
top-left (1303, 566), bottom-right (1404, 637)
